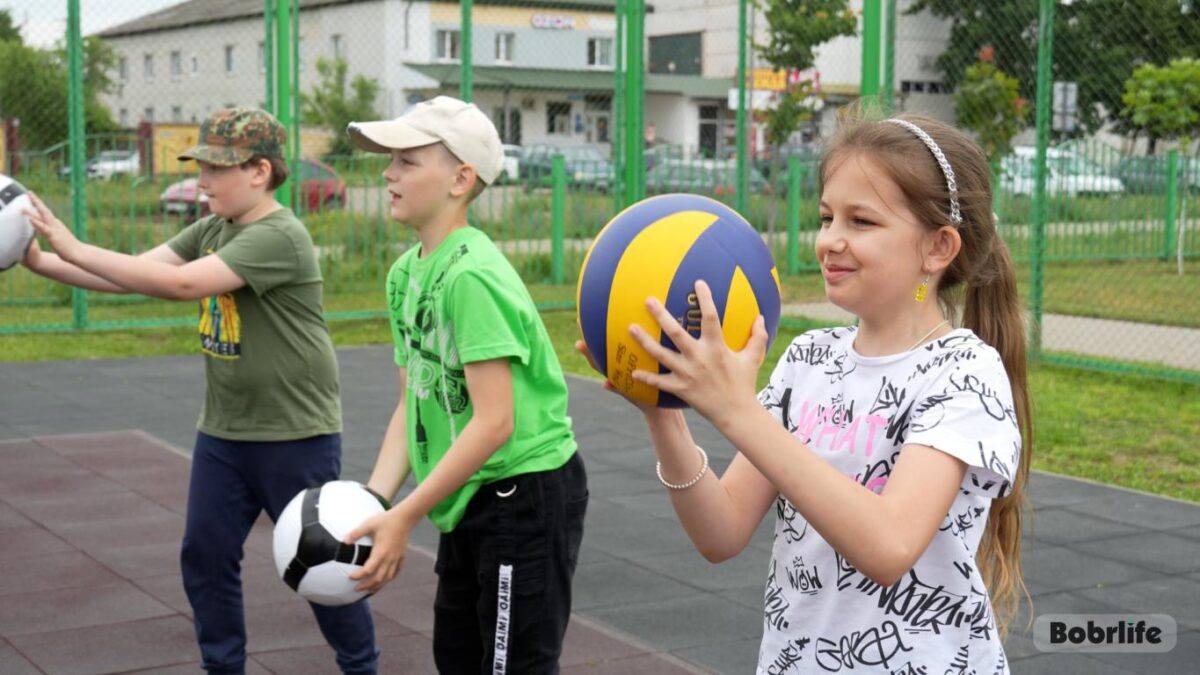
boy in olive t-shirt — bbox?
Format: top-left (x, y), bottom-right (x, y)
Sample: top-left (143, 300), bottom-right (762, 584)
top-left (342, 97), bottom-right (588, 674)
top-left (22, 107), bottom-right (378, 675)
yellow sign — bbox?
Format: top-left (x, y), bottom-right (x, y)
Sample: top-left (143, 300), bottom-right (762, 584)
top-left (751, 69), bottom-right (789, 92)
top-left (153, 123), bottom-right (201, 175)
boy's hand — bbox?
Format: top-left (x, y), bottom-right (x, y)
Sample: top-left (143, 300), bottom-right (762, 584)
top-left (24, 193), bottom-right (82, 262)
top-left (344, 502), bottom-right (420, 593)
top-left (22, 238), bottom-right (42, 270)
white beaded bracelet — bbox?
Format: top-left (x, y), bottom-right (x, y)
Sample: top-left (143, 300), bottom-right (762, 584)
top-left (656, 446), bottom-right (709, 490)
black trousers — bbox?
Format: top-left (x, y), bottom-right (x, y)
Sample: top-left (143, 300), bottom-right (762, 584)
top-left (432, 452), bottom-right (588, 675)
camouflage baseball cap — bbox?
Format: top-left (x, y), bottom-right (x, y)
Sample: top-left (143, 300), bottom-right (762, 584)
top-left (177, 107), bottom-right (286, 166)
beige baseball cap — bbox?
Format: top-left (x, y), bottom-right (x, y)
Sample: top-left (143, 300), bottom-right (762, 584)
top-left (346, 96), bottom-right (504, 185)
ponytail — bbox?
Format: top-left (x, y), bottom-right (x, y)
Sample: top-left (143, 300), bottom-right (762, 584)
top-left (963, 236), bottom-right (1034, 638)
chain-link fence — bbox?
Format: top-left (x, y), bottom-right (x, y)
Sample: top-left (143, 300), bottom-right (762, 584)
top-left (1, 0), bottom-right (1197, 384)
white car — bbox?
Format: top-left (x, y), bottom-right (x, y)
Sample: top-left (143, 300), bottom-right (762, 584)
top-left (60, 150), bottom-right (141, 181)
top-left (1001, 146), bottom-right (1124, 196)
top-left (499, 144), bottom-right (521, 184)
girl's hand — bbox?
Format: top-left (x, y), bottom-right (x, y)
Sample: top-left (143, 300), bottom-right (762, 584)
top-left (24, 193), bottom-right (82, 262)
top-left (628, 280), bottom-right (768, 429)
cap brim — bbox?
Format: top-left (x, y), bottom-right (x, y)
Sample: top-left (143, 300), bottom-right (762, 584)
top-left (177, 145), bottom-right (253, 166)
top-left (346, 120), bottom-right (441, 154)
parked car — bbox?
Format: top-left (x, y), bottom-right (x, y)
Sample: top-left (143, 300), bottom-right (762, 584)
top-left (1115, 155), bottom-right (1200, 195)
top-left (645, 159), bottom-right (772, 197)
top-left (520, 144), bottom-right (612, 191)
top-left (498, 144), bottom-right (521, 184)
top-left (160, 158), bottom-right (347, 217)
top-left (1000, 146), bottom-right (1124, 196)
top-left (58, 150), bottom-right (141, 181)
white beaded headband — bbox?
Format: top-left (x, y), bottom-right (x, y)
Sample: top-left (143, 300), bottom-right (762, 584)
top-left (885, 118), bottom-right (963, 226)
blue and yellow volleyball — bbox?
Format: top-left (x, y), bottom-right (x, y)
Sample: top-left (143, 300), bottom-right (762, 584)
top-left (576, 193), bottom-right (782, 408)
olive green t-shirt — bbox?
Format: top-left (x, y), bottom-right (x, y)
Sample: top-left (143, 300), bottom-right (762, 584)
top-left (387, 226), bottom-right (576, 532)
top-left (166, 209), bottom-right (341, 441)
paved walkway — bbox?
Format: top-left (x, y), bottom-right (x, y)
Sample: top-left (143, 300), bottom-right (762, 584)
top-left (782, 302), bottom-right (1200, 371)
top-left (1, 348), bottom-right (1198, 674)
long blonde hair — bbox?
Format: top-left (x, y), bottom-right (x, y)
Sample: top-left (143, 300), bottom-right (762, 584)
top-left (821, 111), bottom-right (1034, 637)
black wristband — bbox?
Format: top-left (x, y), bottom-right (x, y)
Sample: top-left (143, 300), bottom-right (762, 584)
top-left (363, 485), bottom-right (392, 510)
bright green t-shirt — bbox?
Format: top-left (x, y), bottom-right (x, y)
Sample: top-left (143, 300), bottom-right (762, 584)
top-left (166, 209), bottom-right (341, 441)
top-left (386, 226), bottom-right (577, 532)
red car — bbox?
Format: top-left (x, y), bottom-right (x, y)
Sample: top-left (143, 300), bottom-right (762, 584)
top-left (160, 158), bottom-right (347, 217)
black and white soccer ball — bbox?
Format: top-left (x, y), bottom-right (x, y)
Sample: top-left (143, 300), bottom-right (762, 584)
top-left (273, 480), bottom-right (385, 606)
top-left (0, 173), bottom-right (35, 271)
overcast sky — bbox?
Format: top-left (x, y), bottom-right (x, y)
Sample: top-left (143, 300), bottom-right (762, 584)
top-left (2, 0), bottom-right (182, 46)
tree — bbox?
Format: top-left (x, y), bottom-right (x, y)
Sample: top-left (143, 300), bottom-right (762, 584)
top-left (0, 13), bottom-right (117, 151)
top-left (0, 9), bottom-right (22, 43)
top-left (754, 0), bottom-right (856, 147)
top-left (1120, 58), bottom-right (1200, 274)
top-left (301, 57), bottom-right (381, 158)
top-left (753, 0), bottom-right (856, 238)
top-left (953, 48), bottom-right (1028, 163)
top-left (910, 0), bottom-right (1200, 137)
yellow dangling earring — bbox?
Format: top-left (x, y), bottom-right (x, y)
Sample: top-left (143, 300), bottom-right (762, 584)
top-left (915, 274), bottom-right (931, 303)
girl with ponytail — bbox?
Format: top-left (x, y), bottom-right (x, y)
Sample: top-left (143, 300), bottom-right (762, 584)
top-left (578, 111), bottom-right (1032, 673)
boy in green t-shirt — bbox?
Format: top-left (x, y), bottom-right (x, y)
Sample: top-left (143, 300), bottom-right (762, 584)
top-left (343, 96), bottom-right (587, 674)
top-left (22, 108), bottom-right (378, 674)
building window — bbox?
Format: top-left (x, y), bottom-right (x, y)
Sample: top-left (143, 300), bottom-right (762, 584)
top-left (547, 102), bottom-right (571, 135)
top-left (118, 57), bottom-right (127, 82)
top-left (900, 80), bottom-right (947, 94)
top-left (171, 106), bottom-right (183, 122)
top-left (144, 107), bottom-right (154, 122)
top-left (191, 54), bottom-right (199, 74)
top-left (143, 53), bottom-right (154, 80)
top-left (170, 51), bottom-right (182, 80)
top-left (436, 30), bottom-right (460, 61)
top-left (331, 33), bottom-right (344, 60)
top-left (587, 38), bottom-right (613, 68)
top-left (119, 109), bottom-right (128, 127)
top-left (225, 45), bottom-right (235, 74)
top-left (495, 32), bottom-right (514, 64)
top-left (493, 107), bottom-right (522, 144)
top-left (649, 33), bottom-right (702, 75)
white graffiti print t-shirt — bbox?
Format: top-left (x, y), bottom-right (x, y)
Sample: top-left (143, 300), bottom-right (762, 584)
top-left (755, 327), bottom-right (1020, 675)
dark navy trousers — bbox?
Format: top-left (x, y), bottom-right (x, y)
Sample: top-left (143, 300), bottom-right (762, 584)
top-left (181, 431), bottom-right (378, 674)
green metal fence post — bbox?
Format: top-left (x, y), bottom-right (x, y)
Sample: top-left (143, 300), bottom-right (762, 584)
top-left (623, 0), bottom-right (645, 206)
top-left (291, 2), bottom-right (300, 211)
top-left (263, 0), bottom-right (274, 112)
top-left (1030, 0), bottom-right (1055, 362)
top-left (273, 0), bottom-right (293, 209)
top-left (1164, 149), bottom-right (1179, 261)
top-left (551, 154), bottom-right (566, 284)
top-left (882, 0), bottom-right (895, 115)
top-left (860, 0), bottom-right (881, 101)
top-left (786, 156), bottom-right (801, 274)
top-left (612, 0), bottom-right (625, 211)
top-left (735, 0), bottom-right (748, 213)
top-left (67, 0), bottom-right (88, 330)
top-left (460, 0), bottom-right (473, 102)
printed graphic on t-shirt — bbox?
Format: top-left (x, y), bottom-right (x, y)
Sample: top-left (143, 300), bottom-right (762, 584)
top-left (197, 249), bottom-right (241, 358)
top-left (755, 327), bottom-right (1019, 675)
top-left (198, 292), bottom-right (241, 358)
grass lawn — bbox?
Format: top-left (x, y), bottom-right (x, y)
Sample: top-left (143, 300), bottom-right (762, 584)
top-left (0, 302), bottom-right (1195, 502)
